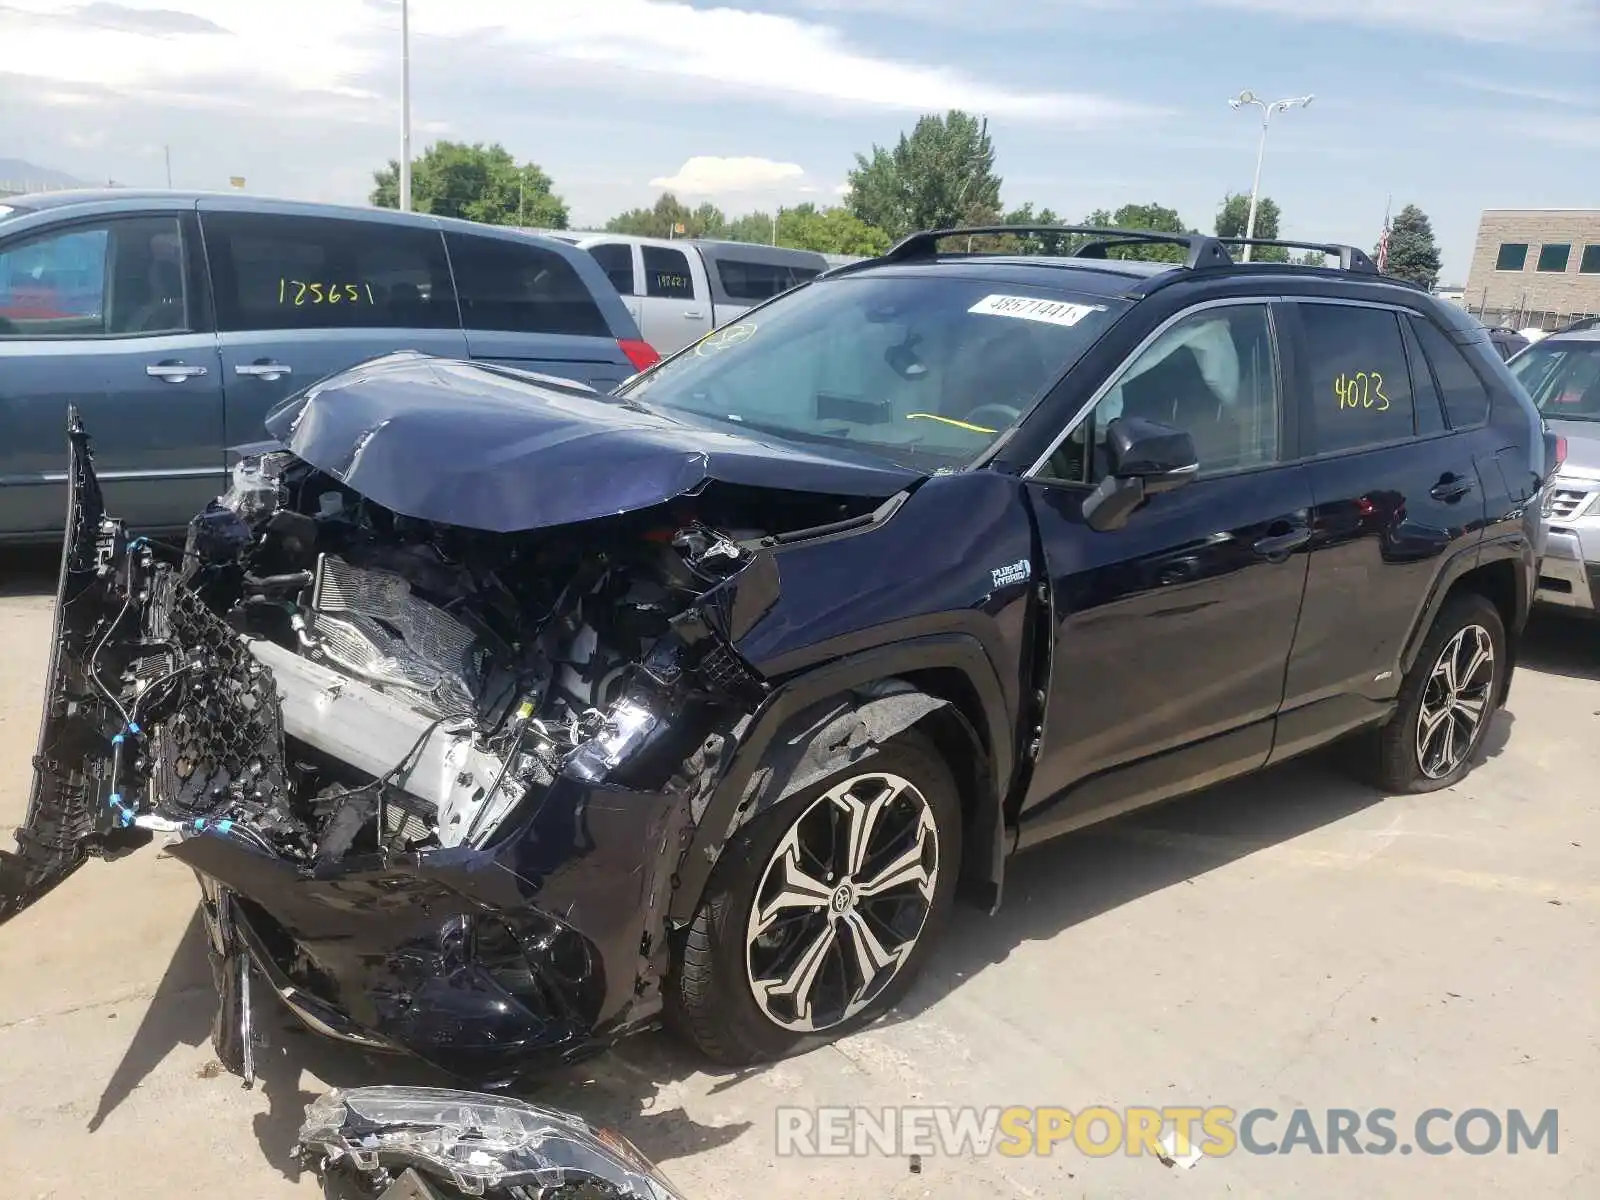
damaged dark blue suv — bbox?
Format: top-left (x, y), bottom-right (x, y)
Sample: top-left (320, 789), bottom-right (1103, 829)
top-left (0, 226), bottom-right (1548, 1083)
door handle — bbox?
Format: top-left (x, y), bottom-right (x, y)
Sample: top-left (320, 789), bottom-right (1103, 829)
top-left (235, 360), bottom-right (292, 382)
top-left (1430, 474), bottom-right (1474, 503)
top-left (683, 310), bottom-right (705, 319)
top-left (1252, 524), bottom-right (1311, 559)
top-left (146, 361), bottom-right (208, 382)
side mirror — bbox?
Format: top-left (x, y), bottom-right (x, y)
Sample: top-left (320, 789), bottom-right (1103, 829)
top-left (1082, 416), bottom-right (1198, 532)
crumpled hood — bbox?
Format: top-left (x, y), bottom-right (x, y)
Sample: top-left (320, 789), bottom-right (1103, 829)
top-left (264, 352), bottom-right (919, 532)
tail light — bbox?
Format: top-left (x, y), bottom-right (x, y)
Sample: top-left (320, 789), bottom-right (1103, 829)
top-left (618, 338), bottom-right (661, 373)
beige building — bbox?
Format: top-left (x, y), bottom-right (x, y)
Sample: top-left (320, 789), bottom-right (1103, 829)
top-left (1463, 209), bottom-right (1600, 331)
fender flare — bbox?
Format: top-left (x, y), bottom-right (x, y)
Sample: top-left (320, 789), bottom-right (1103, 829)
top-left (667, 633), bottom-right (1013, 926)
top-left (1399, 533), bottom-right (1534, 678)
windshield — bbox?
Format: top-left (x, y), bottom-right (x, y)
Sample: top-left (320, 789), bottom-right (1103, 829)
top-left (619, 272), bottom-right (1127, 471)
top-left (1510, 340), bottom-right (1600, 423)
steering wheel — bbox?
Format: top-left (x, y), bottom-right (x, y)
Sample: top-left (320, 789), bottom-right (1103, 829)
top-left (963, 403), bottom-right (1022, 431)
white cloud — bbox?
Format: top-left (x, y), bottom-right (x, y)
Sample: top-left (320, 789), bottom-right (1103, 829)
top-left (648, 156), bottom-right (805, 194)
top-left (1207, 0), bottom-right (1600, 43)
top-left (412, 0), bottom-right (1159, 123)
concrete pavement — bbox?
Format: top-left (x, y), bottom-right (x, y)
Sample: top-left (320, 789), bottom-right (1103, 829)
top-left (2, 552), bottom-right (1596, 1198)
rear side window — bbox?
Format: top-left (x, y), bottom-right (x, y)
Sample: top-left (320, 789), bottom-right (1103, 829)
top-left (716, 257), bottom-right (811, 302)
top-left (1400, 319), bottom-right (1448, 436)
top-left (642, 246), bottom-right (694, 299)
top-left (0, 216), bottom-right (190, 339)
top-left (1298, 304), bottom-right (1415, 455)
top-left (1408, 317), bottom-right (1492, 428)
top-left (204, 212), bottom-right (457, 333)
top-left (585, 242), bottom-right (635, 294)
top-left (447, 232), bottom-right (611, 337)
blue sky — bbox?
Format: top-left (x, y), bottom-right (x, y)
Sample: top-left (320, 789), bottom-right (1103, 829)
top-left (3, 0), bottom-right (1598, 279)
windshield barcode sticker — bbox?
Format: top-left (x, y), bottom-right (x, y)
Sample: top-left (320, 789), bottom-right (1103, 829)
top-left (969, 295), bottom-right (1103, 327)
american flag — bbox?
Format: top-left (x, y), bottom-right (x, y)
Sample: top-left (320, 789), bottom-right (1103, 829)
top-left (1375, 197), bottom-right (1392, 272)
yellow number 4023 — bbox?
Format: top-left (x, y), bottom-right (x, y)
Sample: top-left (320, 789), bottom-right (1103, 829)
top-left (1335, 371), bottom-right (1390, 412)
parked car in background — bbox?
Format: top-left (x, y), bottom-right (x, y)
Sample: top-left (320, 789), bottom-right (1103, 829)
top-left (1510, 316), bottom-right (1600, 615)
top-left (1485, 325), bottom-right (1529, 361)
top-left (0, 191), bottom-right (657, 541)
top-left (566, 234), bottom-right (829, 355)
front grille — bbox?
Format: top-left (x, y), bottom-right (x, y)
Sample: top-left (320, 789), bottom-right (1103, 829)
top-left (1544, 487), bottom-right (1593, 522)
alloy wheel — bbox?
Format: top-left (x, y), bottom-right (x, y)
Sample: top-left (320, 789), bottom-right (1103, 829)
top-left (743, 772), bottom-right (940, 1033)
top-left (1416, 624), bottom-right (1495, 780)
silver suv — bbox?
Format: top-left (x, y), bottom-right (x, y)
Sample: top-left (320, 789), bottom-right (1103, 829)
top-left (1511, 319), bottom-right (1600, 614)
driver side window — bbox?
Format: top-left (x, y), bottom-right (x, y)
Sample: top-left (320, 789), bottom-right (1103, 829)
top-left (1043, 303), bottom-right (1280, 483)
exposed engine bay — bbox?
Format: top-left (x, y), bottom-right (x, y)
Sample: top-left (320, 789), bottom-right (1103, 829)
top-left (50, 438), bottom-right (871, 872)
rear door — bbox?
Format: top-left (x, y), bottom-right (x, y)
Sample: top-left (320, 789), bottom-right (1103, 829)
top-left (199, 205), bottom-right (467, 452)
top-left (446, 230), bottom-right (640, 390)
top-left (1275, 300), bottom-right (1487, 750)
top-left (0, 207), bottom-right (224, 536)
top-left (636, 242), bottom-right (712, 355)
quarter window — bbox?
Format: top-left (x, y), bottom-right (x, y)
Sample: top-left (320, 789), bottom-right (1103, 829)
top-left (447, 232), bottom-right (611, 337)
top-left (642, 246), bottom-right (695, 300)
top-left (1580, 245), bottom-right (1600, 274)
top-left (1051, 304), bottom-right (1279, 483)
top-left (1298, 304), bottom-right (1415, 455)
top-left (0, 216), bottom-right (189, 339)
top-left (1495, 243), bottom-right (1528, 271)
top-left (205, 212), bottom-right (457, 333)
top-left (1408, 316), bottom-right (1492, 428)
top-left (716, 258), bottom-right (817, 302)
top-left (1537, 243), bottom-right (1572, 273)
top-left (585, 242), bottom-right (635, 294)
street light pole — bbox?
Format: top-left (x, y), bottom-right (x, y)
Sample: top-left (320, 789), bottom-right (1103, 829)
top-left (399, 0), bottom-right (412, 212)
top-left (1228, 90), bottom-right (1313, 261)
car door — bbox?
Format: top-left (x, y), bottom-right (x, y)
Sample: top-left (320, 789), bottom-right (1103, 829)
top-left (581, 239), bottom-right (644, 329)
top-left (1273, 300), bottom-right (1488, 756)
top-left (199, 204), bottom-right (468, 454)
top-left (0, 207), bottom-right (224, 537)
top-left (1020, 299), bottom-right (1312, 841)
top-left (637, 243), bottom-right (711, 355)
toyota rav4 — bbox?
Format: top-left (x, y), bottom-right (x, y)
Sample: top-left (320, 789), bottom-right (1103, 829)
top-left (0, 226), bottom-right (1549, 1085)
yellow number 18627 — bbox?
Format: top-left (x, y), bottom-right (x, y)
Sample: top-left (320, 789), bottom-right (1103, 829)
top-left (1334, 371), bottom-right (1390, 412)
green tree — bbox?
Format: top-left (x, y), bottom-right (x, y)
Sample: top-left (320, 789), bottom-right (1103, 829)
top-left (604, 194), bottom-right (728, 239)
top-left (1381, 203), bottom-right (1442, 290)
top-left (1291, 250), bottom-right (1326, 267)
top-left (725, 210), bottom-right (777, 244)
top-left (1214, 191), bottom-right (1288, 262)
top-left (1080, 203), bottom-right (1195, 262)
top-left (773, 204), bottom-right (891, 255)
top-left (371, 142), bottom-right (568, 227)
top-left (846, 110), bottom-right (1002, 240)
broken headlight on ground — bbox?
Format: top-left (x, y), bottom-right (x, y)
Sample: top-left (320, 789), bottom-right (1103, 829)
top-left (298, 1086), bottom-right (687, 1199)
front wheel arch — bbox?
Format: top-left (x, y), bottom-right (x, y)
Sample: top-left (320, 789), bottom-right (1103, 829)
top-left (666, 635), bottom-right (1013, 927)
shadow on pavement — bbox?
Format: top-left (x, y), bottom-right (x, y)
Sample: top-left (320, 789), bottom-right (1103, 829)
top-left (0, 546), bottom-right (61, 598)
top-left (1519, 611), bottom-right (1600, 683)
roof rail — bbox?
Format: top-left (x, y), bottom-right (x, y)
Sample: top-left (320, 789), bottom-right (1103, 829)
top-left (1215, 237), bottom-right (1379, 273)
top-left (880, 225), bottom-right (1233, 270)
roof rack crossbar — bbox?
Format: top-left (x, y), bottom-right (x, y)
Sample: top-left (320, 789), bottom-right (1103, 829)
top-left (880, 225), bottom-right (1234, 270)
top-left (1214, 237), bottom-right (1378, 274)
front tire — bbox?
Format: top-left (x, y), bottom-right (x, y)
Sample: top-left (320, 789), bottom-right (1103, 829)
top-left (1374, 592), bottom-right (1505, 793)
top-left (667, 731), bottom-right (961, 1065)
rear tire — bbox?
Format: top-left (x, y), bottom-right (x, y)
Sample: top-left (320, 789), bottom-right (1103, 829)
top-left (1373, 593), bottom-right (1505, 793)
top-left (667, 730), bottom-right (961, 1066)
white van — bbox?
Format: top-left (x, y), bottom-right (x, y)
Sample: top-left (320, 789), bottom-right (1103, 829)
top-left (563, 235), bottom-right (830, 356)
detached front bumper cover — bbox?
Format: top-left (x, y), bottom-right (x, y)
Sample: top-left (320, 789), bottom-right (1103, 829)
top-left (298, 1085), bottom-right (687, 1200)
